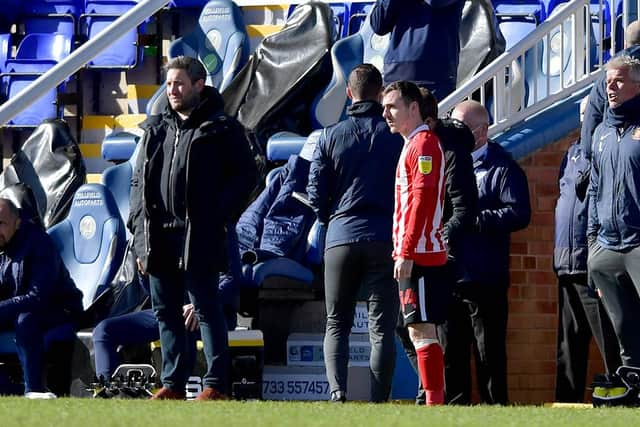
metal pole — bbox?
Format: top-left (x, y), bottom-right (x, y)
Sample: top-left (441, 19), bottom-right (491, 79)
top-left (0, 0), bottom-right (169, 126)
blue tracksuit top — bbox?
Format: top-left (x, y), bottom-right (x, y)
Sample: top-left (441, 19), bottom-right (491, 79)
top-left (554, 141), bottom-right (590, 276)
top-left (370, 0), bottom-right (464, 98)
top-left (588, 95), bottom-right (640, 250)
top-left (307, 100), bottom-right (403, 249)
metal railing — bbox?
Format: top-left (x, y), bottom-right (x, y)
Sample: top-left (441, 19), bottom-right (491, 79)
top-left (0, 0), bottom-right (169, 126)
top-left (440, 0), bottom-right (639, 138)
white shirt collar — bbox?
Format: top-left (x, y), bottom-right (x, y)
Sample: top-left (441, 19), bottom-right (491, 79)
top-left (405, 124), bottom-right (430, 142)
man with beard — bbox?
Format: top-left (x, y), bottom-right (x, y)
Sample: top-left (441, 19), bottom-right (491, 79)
top-left (129, 56), bottom-right (256, 400)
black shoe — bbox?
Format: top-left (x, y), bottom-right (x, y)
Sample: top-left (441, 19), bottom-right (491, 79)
top-left (330, 390), bottom-right (346, 403)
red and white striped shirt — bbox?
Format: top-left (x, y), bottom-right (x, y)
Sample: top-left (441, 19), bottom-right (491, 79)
top-left (393, 124), bottom-right (447, 266)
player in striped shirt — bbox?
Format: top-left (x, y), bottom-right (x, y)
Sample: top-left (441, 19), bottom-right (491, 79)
top-left (382, 81), bottom-right (450, 405)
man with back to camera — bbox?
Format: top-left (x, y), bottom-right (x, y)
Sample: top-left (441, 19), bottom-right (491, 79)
top-left (307, 64), bottom-right (403, 403)
top-left (588, 55), bottom-right (640, 369)
top-left (382, 80), bottom-right (449, 405)
top-left (395, 87), bottom-right (479, 405)
top-left (0, 198), bottom-right (83, 398)
top-left (129, 56), bottom-right (257, 400)
top-left (440, 100), bottom-right (531, 405)
top-left (370, 0), bottom-right (465, 99)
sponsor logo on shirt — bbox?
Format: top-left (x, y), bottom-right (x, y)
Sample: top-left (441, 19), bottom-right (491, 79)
top-left (418, 156), bottom-right (432, 174)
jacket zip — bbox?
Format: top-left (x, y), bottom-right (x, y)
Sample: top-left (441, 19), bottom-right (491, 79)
top-left (611, 130), bottom-right (623, 241)
top-left (168, 128), bottom-right (180, 219)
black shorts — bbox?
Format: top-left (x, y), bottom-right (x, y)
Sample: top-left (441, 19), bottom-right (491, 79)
top-left (398, 263), bottom-right (451, 326)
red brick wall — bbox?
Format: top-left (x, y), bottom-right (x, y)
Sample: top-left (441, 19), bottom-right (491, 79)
top-left (505, 129), bottom-right (605, 404)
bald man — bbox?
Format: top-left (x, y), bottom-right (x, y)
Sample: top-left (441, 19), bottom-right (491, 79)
top-left (438, 100), bottom-right (530, 405)
top-left (554, 96), bottom-right (620, 402)
top-left (581, 20), bottom-right (640, 160)
top-left (0, 199), bottom-right (83, 396)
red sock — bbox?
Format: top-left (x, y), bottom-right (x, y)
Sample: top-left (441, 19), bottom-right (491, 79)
top-left (415, 342), bottom-right (445, 405)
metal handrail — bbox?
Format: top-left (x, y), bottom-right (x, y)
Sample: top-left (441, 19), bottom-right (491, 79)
top-left (439, 0), bottom-right (640, 138)
top-left (0, 0), bottom-right (169, 126)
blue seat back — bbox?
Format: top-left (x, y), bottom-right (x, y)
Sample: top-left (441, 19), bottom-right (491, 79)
top-left (288, 2), bottom-right (350, 38)
top-left (494, 0), bottom-right (546, 49)
top-left (0, 33), bottom-right (11, 99)
top-left (347, 2), bottom-right (374, 35)
top-left (21, 0), bottom-right (82, 36)
top-left (168, 0), bottom-right (249, 91)
top-left (0, 33), bottom-right (12, 73)
top-left (48, 183), bottom-right (126, 310)
top-left (101, 142), bottom-right (141, 237)
top-left (310, 14), bottom-right (388, 129)
top-left (304, 220), bottom-right (326, 266)
top-left (4, 60), bottom-right (60, 126)
top-left (84, 0), bottom-right (140, 68)
top-left (15, 33), bottom-right (72, 61)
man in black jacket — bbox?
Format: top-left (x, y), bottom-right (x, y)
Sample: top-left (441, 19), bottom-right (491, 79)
top-left (0, 198), bottom-right (83, 397)
top-left (129, 56), bottom-right (257, 400)
top-left (395, 87), bottom-right (479, 405)
top-left (441, 100), bottom-right (531, 405)
top-left (307, 64), bottom-right (403, 403)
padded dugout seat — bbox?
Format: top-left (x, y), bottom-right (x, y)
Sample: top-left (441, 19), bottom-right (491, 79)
top-left (265, 13), bottom-right (388, 159)
top-left (48, 183), bottom-right (126, 310)
top-left (168, 0), bottom-right (249, 91)
top-left (101, 142), bottom-right (141, 238)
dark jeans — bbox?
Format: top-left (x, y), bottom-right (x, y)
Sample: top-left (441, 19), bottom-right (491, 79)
top-left (94, 309), bottom-right (198, 380)
top-left (149, 268), bottom-right (228, 392)
top-left (588, 242), bottom-right (640, 367)
top-left (0, 310), bottom-right (72, 393)
top-left (555, 274), bottom-right (621, 402)
top-left (437, 282), bottom-right (509, 405)
top-left (323, 241), bottom-right (399, 402)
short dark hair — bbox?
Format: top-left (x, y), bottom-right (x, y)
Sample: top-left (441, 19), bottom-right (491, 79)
top-left (0, 198), bottom-right (20, 219)
top-left (348, 64), bottom-right (383, 100)
top-left (383, 81), bottom-right (427, 119)
top-left (165, 56), bottom-right (206, 83)
top-left (418, 87), bottom-right (438, 121)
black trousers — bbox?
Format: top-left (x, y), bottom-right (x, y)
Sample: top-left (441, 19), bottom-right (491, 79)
top-left (588, 242), bottom-right (640, 367)
top-left (323, 241), bottom-right (399, 402)
top-left (437, 282), bottom-right (509, 405)
top-left (555, 274), bottom-right (621, 402)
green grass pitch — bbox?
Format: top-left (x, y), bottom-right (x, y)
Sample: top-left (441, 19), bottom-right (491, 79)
top-left (1, 398), bottom-right (639, 427)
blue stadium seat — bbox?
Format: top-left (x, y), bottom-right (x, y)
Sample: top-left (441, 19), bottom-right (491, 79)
top-left (310, 13), bottom-right (388, 129)
top-left (48, 183), bottom-right (127, 310)
top-left (1, 33), bottom-right (72, 126)
top-left (494, 0), bottom-right (546, 49)
top-left (523, 3), bottom-right (598, 106)
top-left (81, 0), bottom-right (141, 69)
top-left (14, 33), bottom-right (72, 62)
top-left (347, 1), bottom-right (374, 35)
top-left (101, 142), bottom-right (141, 238)
top-left (21, 0), bottom-right (83, 37)
top-left (0, 33), bottom-right (12, 101)
top-left (249, 219), bottom-right (326, 291)
top-left (265, 13), bottom-right (388, 156)
top-left (288, 2), bottom-right (350, 38)
top-left (168, 0), bottom-right (249, 91)
top-left (167, 0), bottom-right (210, 8)
top-left (547, 0), bottom-right (611, 55)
